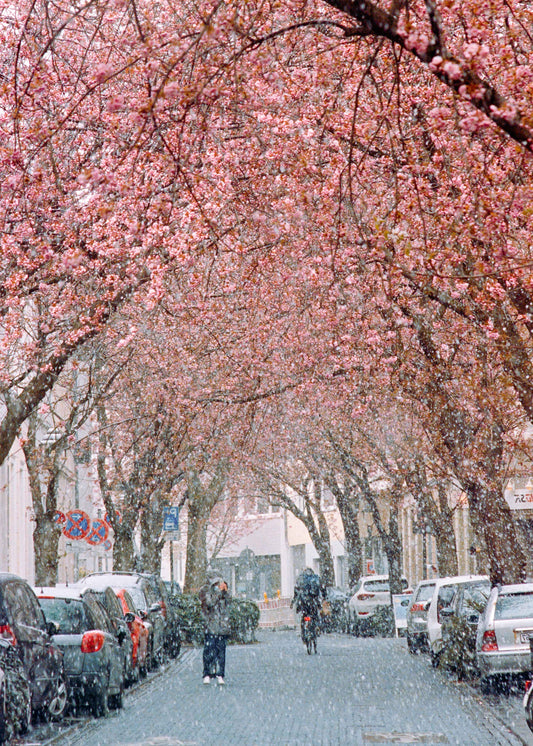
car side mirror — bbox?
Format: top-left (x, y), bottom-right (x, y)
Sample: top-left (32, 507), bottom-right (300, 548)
top-left (46, 620), bottom-right (59, 636)
top-left (124, 612), bottom-right (135, 624)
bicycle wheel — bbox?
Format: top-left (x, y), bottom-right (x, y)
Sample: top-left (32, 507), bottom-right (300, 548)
top-left (306, 638), bottom-right (313, 655)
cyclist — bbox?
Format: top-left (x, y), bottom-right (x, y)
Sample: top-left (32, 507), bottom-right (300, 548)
top-left (291, 568), bottom-right (323, 645)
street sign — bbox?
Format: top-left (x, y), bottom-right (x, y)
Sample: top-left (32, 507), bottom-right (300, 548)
top-left (85, 519), bottom-right (109, 546)
top-left (63, 510), bottom-right (91, 540)
top-left (163, 506), bottom-right (179, 532)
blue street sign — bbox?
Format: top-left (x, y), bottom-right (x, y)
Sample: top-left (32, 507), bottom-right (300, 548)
top-left (163, 506), bottom-right (179, 532)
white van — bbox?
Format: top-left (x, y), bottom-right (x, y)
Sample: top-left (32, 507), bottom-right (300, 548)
top-left (426, 574), bottom-right (489, 666)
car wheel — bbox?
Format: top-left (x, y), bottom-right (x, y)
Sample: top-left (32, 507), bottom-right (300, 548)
top-left (526, 691), bottom-right (533, 732)
top-left (480, 676), bottom-right (493, 695)
top-left (48, 675), bottom-right (68, 720)
top-left (407, 633), bottom-right (416, 654)
top-left (91, 686), bottom-right (109, 718)
top-left (430, 650), bottom-right (441, 668)
top-left (128, 663), bottom-right (140, 686)
top-left (109, 682), bottom-right (124, 710)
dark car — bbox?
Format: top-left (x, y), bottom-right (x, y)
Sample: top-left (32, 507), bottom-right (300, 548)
top-left (0, 573), bottom-right (67, 721)
top-left (321, 588), bottom-right (350, 633)
top-left (78, 573), bottom-right (167, 669)
top-left (144, 574), bottom-right (181, 658)
top-left (0, 638), bottom-right (31, 743)
top-left (35, 586), bottom-right (126, 717)
top-left (438, 578), bottom-right (491, 678)
top-left (74, 584), bottom-right (135, 685)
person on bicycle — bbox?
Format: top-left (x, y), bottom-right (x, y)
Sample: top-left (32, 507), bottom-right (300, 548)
top-left (291, 568), bottom-right (323, 639)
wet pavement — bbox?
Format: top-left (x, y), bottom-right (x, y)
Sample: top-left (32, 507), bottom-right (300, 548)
top-left (23, 630), bottom-right (533, 746)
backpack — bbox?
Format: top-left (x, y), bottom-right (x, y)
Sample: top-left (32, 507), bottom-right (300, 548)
top-left (298, 571), bottom-right (321, 599)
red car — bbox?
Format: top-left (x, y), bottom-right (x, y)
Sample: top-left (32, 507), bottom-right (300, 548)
top-left (115, 589), bottom-right (149, 679)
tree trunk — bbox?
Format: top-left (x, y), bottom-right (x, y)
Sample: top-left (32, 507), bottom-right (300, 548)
top-left (432, 513), bottom-right (458, 576)
top-left (183, 463), bottom-right (229, 592)
top-left (139, 497), bottom-right (165, 574)
top-left (33, 516), bottom-right (62, 586)
top-left (333, 489), bottom-right (362, 589)
top-left (113, 524), bottom-right (136, 571)
top-left (384, 509), bottom-right (403, 595)
top-left (468, 483), bottom-right (526, 585)
top-left (184, 502), bottom-right (208, 592)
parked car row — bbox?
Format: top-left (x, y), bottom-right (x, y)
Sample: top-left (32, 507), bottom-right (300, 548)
top-left (405, 574), bottom-right (533, 734)
top-left (0, 570), bottom-right (182, 742)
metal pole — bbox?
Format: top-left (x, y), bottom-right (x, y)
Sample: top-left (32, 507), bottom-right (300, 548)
top-left (170, 540), bottom-right (174, 583)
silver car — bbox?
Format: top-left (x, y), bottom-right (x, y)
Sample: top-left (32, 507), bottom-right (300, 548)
top-left (406, 579), bottom-right (437, 654)
top-left (476, 582), bottom-right (533, 693)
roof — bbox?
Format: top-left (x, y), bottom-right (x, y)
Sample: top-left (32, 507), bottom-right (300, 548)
top-left (78, 573), bottom-right (142, 590)
top-left (33, 585), bottom-right (85, 600)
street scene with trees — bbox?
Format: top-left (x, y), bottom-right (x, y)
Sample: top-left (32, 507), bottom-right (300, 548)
top-left (1, 0), bottom-right (533, 743)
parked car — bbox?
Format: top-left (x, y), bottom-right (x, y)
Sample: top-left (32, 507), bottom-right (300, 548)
top-left (0, 638), bottom-right (31, 744)
top-left (476, 581), bottom-right (533, 694)
top-left (35, 586), bottom-right (126, 717)
top-left (164, 580), bottom-right (182, 601)
top-left (406, 579), bottom-right (437, 654)
top-left (321, 587), bottom-right (350, 633)
top-left (0, 573), bottom-right (67, 721)
top-left (425, 575), bottom-right (489, 667)
top-left (143, 573), bottom-right (181, 658)
top-left (73, 583), bottom-right (135, 685)
top-left (438, 578), bottom-right (491, 678)
top-left (78, 573), bottom-right (166, 669)
top-left (349, 575), bottom-right (410, 635)
top-left (114, 588), bottom-right (149, 679)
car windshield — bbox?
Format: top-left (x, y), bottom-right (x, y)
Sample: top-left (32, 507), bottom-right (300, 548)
top-left (495, 591), bottom-right (533, 620)
top-left (38, 598), bottom-right (91, 634)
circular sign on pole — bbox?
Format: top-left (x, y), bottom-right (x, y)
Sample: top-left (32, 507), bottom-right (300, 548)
top-left (63, 510), bottom-right (91, 540)
top-left (53, 511), bottom-right (66, 525)
top-left (103, 540), bottom-right (112, 551)
top-left (85, 519), bottom-right (109, 546)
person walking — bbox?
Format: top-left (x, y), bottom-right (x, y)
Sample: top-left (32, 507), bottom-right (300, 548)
top-left (199, 568), bottom-right (232, 685)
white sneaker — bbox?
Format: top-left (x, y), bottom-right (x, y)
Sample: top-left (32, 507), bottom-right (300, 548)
top-left (216, 676), bottom-right (225, 685)
top-left (203, 676), bottom-right (211, 684)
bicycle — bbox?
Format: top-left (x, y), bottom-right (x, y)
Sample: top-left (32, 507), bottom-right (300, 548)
top-left (301, 614), bottom-right (318, 654)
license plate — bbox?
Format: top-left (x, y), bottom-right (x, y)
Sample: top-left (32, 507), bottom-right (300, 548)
top-left (517, 630), bottom-right (533, 644)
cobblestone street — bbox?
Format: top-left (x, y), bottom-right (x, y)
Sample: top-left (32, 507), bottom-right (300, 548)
top-left (47, 630), bottom-right (533, 746)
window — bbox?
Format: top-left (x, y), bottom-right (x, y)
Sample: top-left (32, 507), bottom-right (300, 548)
top-left (416, 584), bottom-right (436, 603)
top-left (495, 592), bottom-right (533, 620)
top-left (38, 598), bottom-right (90, 635)
top-left (4, 582), bottom-right (45, 633)
top-left (84, 597), bottom-right (111, 632)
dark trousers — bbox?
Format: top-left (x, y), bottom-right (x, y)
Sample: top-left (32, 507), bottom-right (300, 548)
top-left (203, 634), bottom-right (227, 677)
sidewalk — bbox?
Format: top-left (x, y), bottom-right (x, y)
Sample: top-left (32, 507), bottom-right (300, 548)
top-left (55, 630), bottom-right (529, 746)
